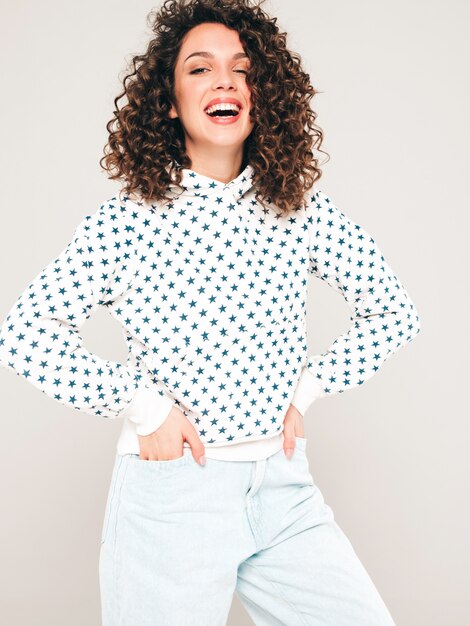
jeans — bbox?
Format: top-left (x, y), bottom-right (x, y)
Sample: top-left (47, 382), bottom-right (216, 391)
top-left (99, 437), bottom-right (396, 626)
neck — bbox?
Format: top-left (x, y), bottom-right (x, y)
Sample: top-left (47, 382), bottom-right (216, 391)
top-left (184, 145), bottom-right (245, 184)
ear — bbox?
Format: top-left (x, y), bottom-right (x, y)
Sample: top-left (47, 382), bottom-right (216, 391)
top-left (169, 104), bottom-right (178, 119)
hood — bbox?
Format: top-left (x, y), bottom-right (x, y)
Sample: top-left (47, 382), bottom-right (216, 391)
top-left (167, 162), bottom-right (256, 202)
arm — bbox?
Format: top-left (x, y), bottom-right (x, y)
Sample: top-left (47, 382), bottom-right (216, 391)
top-left (291, 188), bottom-right (421, 416)
top-left (0, 200), bottom-right (175, 435)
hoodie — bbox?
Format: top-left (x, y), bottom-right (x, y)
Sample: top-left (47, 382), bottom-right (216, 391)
top-left (0, 163), bottom-right (421, 458)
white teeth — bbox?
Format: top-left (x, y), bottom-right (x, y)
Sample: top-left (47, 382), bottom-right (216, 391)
top-left (205, 103), bottom-right (240, 114)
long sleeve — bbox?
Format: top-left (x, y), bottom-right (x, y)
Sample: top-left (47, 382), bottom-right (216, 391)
top-left (291, 189), bottom-right (421, 416)
top-left (0, 201), bottom-right (174, 435)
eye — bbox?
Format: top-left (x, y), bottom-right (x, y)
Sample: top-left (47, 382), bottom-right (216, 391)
top-left (189, 67), bottom-right (248, 75)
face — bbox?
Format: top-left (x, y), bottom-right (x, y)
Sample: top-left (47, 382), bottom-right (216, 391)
top-left (169, 22), bottom-right (254, 157)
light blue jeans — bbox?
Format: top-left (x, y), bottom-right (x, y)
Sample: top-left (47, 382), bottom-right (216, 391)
top-left (99, 437), bottom-right (396, 626)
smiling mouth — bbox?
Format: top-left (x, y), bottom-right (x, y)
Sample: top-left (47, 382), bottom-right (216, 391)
top-left (206, 109), bottom-right (239, 117)
top-left (204, 103), bottom-right (242, 118)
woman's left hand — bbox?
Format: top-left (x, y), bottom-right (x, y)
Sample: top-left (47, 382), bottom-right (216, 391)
top-left (283, 404), bottom-right (305, 458)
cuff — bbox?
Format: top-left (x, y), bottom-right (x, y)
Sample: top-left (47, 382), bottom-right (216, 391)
top-left (291, 365), bottom-right (326, 416)
top-left (120, 383), bottom-right (175, 436)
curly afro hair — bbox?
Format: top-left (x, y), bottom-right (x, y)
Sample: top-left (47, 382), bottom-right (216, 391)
top-left (100, 0), bottom-right (329, 215)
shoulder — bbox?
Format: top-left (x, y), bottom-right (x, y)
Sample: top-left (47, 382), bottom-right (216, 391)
top-left (302, 185), bottom-right (340, 225)
top-left (74, 193), bottom-right (144, 242)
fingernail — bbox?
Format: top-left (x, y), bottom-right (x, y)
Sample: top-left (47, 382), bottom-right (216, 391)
top-left (199, 455), bottom-right (206, 466)
top-left (285, 449), bottom-right (294, 459)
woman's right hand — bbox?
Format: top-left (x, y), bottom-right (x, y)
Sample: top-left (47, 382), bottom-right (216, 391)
top-left (137, 405), bottom-right (206, 465)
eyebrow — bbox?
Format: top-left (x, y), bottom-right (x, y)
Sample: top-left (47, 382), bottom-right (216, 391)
top-left (183, 51), bottom-right (249, 64)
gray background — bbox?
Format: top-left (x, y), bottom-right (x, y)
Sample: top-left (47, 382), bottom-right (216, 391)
top-left (0, 0), bottom-right (468, 624)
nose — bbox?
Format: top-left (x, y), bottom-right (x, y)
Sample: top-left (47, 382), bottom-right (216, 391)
top-left (211, 68), bottom-right (237, 91)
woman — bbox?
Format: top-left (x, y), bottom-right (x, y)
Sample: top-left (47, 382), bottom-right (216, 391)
top-left (0, 0), bottom-right (420, 624)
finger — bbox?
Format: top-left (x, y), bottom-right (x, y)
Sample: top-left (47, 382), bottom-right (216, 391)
top-left (283, 429), bottom-right (296, 459)
top-left (137, 434), bottom-right (152, 461)
top-left (183, 427), bottom-right (206, 465)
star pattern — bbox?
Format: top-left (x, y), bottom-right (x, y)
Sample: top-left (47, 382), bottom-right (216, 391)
top-left (0, 163), bottom-right (420, 445)
top-left (303, 189), bottom-right (421, 396)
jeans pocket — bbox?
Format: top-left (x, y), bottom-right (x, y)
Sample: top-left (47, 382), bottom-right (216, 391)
top-left (128, 450), bottom-right (191, 467)
top-left (101, 455), bottom-right (125, 545)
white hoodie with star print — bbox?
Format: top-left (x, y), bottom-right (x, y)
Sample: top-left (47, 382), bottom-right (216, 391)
top-left (0, 163), bottom-right (421, 459)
